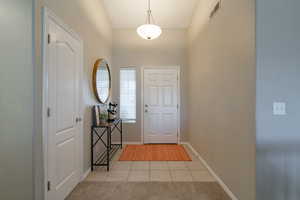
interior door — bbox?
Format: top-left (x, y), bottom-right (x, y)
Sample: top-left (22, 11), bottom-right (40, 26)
top-left (46, 14), bottom-right (81, 200)
top-left (143, 69), bottom-right (179, 143)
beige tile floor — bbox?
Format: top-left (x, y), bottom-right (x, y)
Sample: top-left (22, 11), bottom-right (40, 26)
top-left (85, 145), bottom-right (215, 183)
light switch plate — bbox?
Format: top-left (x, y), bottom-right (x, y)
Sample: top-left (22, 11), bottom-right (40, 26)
top-left (273, 102), bottom-right (286, 115)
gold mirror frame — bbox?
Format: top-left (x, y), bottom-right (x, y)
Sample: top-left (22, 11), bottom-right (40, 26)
top-left (92, 59), bottom-right (111, 104)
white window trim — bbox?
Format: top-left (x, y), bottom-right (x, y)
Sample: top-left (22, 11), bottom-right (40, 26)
top-left (119, 67), bottom-right (137, 123)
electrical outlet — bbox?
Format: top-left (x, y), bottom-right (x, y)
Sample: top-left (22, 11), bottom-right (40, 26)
top-left (273, 102), bottom-right (286, 115)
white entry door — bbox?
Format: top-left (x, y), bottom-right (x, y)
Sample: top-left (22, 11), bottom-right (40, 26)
top-left (45, 10), bottom-right (82, 200)
top-left (143, 68), bottom-right (179, 143)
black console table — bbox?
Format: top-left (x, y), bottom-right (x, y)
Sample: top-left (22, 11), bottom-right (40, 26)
top-left (91, 118), bottom-right (122, 171)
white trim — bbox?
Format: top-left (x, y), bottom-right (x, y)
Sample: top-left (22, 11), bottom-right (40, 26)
top-left (78, 23), bottom-right (85, 189)
top-left (140, 66), bottom-right (181, 144)
top-left (81, 168), bottom-right (91, 181)
top-left (141, 68), bottom-right (144, 144)
top-left (42, 9), bottom-right (48, 200)
top-left (123, 141), bottom-right (143, 145)
top-left (183, 142), bottom-right (239, 200)
top-left (42, 7), bottom-right (84, 200)
top-left (119, 67), bottom-right (137, 122)
top-left (122, 119), bottom-right (136, 124)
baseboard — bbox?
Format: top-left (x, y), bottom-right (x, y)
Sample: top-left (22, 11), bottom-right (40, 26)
top-left (124, 141), bottom-right (187, 145)
top-left (81, 168), bottom-right (91, 181)
top-left (123, 141), bottom-right (142, 145)
top-left (180, 141), bottom-right (189, 145)
top-left (184, 142), bottom-right (239, 200)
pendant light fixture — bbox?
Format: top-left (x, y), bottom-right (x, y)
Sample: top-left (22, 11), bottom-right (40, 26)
top-left (137, 0), bottom-right (162, 40)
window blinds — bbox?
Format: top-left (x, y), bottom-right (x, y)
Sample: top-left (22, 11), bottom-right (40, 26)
top-left (120, 68), bottom-right (136, 121)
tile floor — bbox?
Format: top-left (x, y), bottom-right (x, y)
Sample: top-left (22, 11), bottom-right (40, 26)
top-left (66, 182), bottom-right (231, 200)
top-left (85, 145), bottom-right (215, 183)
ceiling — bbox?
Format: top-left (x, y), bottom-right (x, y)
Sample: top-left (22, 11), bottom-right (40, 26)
top-left (102, 0), bottom-right (200, 29)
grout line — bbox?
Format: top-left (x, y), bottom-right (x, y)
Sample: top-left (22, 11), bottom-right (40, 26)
top-left (168, 167), bottom-right (173, 182)
top-left (149, 164), bottom-right (151, 181)
top-left (92, 146), bottom-right (214, 183)
top-left (167, 161), bottom-right (173, 182)
top-left (125, 169), bottom-right (129, 182)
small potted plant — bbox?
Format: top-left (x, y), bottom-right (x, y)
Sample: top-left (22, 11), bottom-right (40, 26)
top-left (99, 111), bottom-right (108, 124)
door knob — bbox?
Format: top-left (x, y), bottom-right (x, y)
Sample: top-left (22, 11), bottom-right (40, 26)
top-left (145, 109), bottom-right (148, 113)
top-left (145, 104), bottom-right (148, 107)
top-left (76, 117), bottom-right (82, 123)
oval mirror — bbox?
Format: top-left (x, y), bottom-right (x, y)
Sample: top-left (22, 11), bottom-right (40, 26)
top-left (92, 59), bottom-right (111, 104)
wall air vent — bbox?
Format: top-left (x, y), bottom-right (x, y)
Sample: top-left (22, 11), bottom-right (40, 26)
top-left (210, 0), bottom-right (221, 19)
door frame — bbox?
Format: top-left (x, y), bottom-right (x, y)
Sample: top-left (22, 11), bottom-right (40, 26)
top-left (141, 66), bottom-right (181, 144)
top-left (42, 7), bottom-right (84, 200)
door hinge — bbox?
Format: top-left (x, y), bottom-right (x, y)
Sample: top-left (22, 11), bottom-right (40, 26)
top-left (47, 181), bottom-right (51, 191)
top-left (47, 107), bottom-right (51, 118)
top-left (48, 34), bottom-right (51, 44)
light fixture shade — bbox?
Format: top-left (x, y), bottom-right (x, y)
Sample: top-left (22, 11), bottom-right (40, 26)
top-left (137, 24), bottom-right (162, 40)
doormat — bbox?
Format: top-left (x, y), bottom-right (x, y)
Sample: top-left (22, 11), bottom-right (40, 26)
top-left (119, 144), bottom-right (192, 161)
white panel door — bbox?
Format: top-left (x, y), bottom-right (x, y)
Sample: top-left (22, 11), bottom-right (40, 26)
top-left (46, 14), bottom-right (81, 200)
top-left (143, 69), bottom-right (179, 143)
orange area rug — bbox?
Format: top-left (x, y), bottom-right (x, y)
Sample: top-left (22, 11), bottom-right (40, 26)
top-left (119, 144), bottom-right (192, 161)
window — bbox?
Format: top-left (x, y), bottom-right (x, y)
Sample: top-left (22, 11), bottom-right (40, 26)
top-left (120, 68), bottom-right (136, 122)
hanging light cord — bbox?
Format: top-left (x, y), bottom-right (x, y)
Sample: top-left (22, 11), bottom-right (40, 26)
top-left (146, 0), bottom-right (156, 24)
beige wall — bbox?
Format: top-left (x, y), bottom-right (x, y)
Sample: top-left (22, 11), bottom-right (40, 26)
top-left (112, 29), bottom-right (188, 142)
top-left (32, 1), bottom-right (256, 199)
top-left (34, 0), bottom-right (112, 198)
top-left (187, 0), bottom-right (256, 200)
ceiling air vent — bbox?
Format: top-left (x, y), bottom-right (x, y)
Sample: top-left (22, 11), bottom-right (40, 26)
top-left (210, 0), bottom-right (221, 19)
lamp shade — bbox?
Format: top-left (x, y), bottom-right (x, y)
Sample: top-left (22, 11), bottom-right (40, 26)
top-left (137, 24), bottom-right (162, 40)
